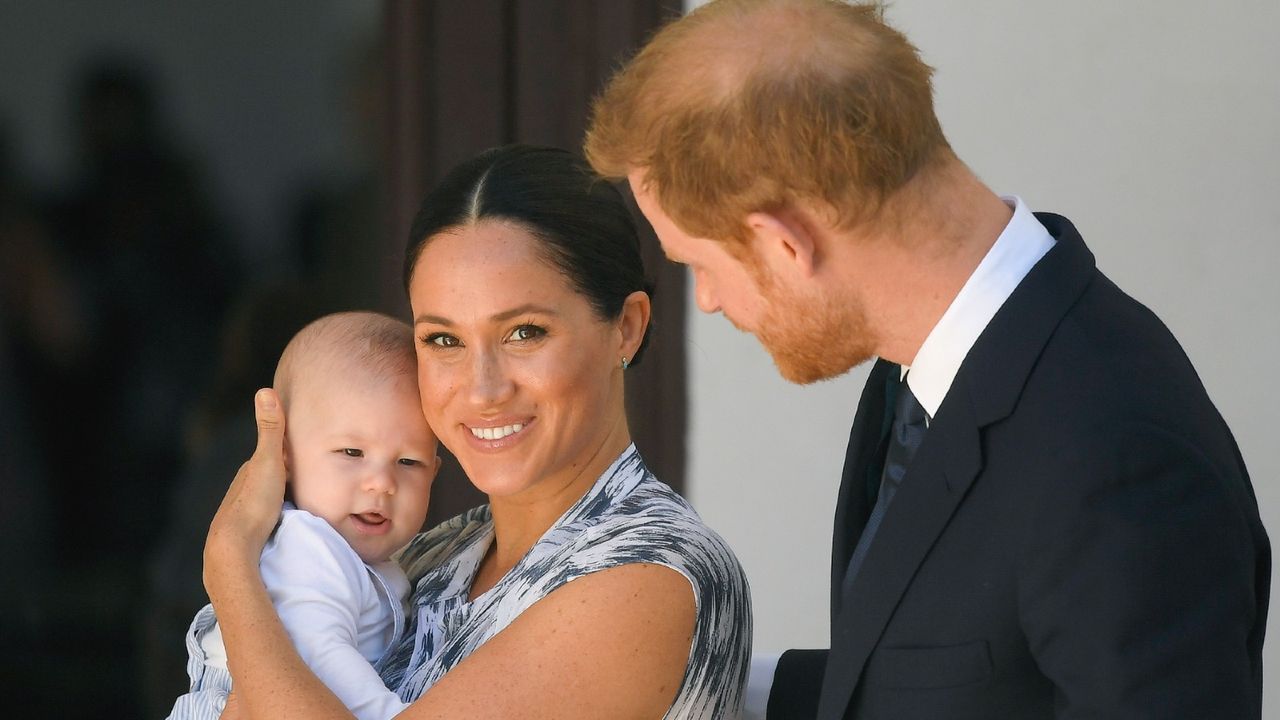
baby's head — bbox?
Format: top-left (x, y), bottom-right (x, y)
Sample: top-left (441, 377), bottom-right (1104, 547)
top-left (274, 311), bottom-right (439, 564)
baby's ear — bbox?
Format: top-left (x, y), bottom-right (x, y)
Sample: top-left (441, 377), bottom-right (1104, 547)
top-left (429, 455), bottom-right (442, 480)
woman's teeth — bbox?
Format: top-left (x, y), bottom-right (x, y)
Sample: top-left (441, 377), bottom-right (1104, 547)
top-left (470, 423), bottom-right (524, 440)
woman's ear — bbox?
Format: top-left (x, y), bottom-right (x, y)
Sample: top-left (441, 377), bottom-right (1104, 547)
top-left (745, 208), bottom-right (818, 278)
top-left (617, 290), bottom-right (652, 363)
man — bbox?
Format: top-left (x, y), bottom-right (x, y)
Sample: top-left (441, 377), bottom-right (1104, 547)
top-left (585, 1), bottom-right (1269, 718)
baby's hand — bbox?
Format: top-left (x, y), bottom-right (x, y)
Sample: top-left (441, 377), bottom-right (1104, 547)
top-left (204, 389), bottom-right (287, 593)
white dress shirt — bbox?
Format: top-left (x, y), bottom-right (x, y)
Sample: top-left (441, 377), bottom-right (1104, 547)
top-left (741, 196), bottom-right (1055, 719)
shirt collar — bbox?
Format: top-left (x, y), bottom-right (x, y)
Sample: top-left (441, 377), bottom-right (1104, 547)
top-left (903, 196), bottom-right (1056, 419)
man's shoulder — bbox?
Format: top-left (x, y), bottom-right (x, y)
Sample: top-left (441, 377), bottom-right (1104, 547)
top-left (1040, 269), bottom-right (1209, 417)
top-left (966, 219), bottom-right (1206, 425)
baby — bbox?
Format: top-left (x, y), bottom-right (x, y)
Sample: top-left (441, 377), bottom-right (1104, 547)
top-left (168, 311), bottom-right (439, 720)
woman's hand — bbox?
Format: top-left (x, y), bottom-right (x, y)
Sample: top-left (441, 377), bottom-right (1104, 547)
top-left (200, 388), bottom-right (359, 719)
top-left (203, 389), bottom-right (287, 597)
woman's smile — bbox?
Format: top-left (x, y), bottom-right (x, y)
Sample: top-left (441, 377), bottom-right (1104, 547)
top-left (462, 418), bottom-right (534, 452)
top-left (467, 420), bottom-right (528, 441)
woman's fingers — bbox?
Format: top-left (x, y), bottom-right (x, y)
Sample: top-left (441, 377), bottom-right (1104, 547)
top-left (205, 389), bottom-right (289, 583)
top-left (252, 388), bottom-right (285, 463)
top-left (233, 388), bottom-right (288, 528)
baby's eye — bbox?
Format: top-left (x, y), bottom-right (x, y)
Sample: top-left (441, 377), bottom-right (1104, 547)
top-left (422, 333), bottom-right (460, 348)
top-left (507, 324), bottom-right (546, 342)
top-left (398, 457), bottom-right (422, 467)
top-left (341, 448), bottom-right (364, 458)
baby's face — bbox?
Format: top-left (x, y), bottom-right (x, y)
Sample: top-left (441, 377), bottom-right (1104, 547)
top-left (286, 371), bottom-right (438, 564)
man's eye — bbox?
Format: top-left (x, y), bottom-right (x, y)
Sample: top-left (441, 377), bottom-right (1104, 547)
top-left (342, 448), bottom-right (363, 458)
top-left (423, 333), bottom-right (460, 348)
top-left (507, 324), bottom-right (545, 342)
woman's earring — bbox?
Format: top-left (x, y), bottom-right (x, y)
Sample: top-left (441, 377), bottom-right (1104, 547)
top-left (620, 356), bottom-right (630, 370)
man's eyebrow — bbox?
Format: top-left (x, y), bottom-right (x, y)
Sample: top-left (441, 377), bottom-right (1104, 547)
top-left (414, 304), bottom-right (560, 326)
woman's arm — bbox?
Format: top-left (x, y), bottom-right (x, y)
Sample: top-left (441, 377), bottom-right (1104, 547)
top-left (399, 562), bottom-right (695, 720)
top-left (207, 391), bottom-right (696, 719)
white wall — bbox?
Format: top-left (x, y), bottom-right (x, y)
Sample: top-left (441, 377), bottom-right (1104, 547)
top-left (682, 0), bottom-right (1280, 712)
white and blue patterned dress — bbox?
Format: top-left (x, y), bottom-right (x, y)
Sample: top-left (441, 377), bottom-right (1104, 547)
top-left (379, 445), bottom-right (752, 719)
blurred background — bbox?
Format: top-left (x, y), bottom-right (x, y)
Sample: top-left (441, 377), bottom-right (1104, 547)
top-left (2, 1), bottom-right (1278, 718)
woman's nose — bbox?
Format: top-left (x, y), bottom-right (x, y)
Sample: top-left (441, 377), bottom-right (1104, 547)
top-left (468, 348), bottom-right (515, 407)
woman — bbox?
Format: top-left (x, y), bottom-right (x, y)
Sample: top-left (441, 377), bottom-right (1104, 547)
top-left (203, 145), bottom-right (751, 719)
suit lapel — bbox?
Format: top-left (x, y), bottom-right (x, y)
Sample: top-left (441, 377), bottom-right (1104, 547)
top-left (829, 360), bottom-right (897, 616)
top-left (818, 393), bottom-right (984, 720)
top-left (816, 213), bottom-right (1098, 720)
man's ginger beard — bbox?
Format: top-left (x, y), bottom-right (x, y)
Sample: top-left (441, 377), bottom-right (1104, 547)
top-left (737, 249), bottom-right (877, 385)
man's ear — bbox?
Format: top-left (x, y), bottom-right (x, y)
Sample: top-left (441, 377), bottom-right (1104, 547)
top-left (746, 209), bottom-right (818, 278)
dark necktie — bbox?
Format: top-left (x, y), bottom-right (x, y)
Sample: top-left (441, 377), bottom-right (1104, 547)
top-left (841, 376), bottom-right (929, 597)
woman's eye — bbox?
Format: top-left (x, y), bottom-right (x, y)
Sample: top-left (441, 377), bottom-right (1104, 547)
top-left (423, 333), bottom-right (460, 348)
top-left (507, 324), bottom-right (545, 342)
top-left (342, 448), bottom-right (364, 458)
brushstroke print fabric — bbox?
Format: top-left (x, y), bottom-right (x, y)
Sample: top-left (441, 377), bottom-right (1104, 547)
top-left (379, 445), bottom-right (752, 718)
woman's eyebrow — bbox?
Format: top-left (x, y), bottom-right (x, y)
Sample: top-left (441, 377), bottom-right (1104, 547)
top-left (414, 304), bottom-right (559, 327)
top-left (414, 313), bottom-right (452, 326)
top-left (491, 304), bottom-right (558, 322)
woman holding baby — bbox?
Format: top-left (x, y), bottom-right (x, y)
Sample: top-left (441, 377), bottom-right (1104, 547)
top-left (202, 145), bottom-right (751, 719)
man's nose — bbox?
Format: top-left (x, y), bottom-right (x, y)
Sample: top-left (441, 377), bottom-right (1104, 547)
top-left (694, 275), bottom-right (721, 314)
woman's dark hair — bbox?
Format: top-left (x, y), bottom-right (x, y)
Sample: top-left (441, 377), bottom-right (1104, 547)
top-left (404, 144), bottom-right (654, 364)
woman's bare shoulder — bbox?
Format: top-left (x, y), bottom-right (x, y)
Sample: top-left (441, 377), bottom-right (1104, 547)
top-left (398, 562), bottom-right (696, 720)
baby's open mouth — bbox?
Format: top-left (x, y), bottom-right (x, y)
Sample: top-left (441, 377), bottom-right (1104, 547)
top-left (353, 512), bottom-right (388, 527)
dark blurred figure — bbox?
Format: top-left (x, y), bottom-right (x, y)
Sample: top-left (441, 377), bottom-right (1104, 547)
top-left (140, 280), bottom-right (337, 717)
top-left (290, 33), bottom-right (392, 313)
top-left (15, 56), bottom-right (245, 716)
top-left (0, 121), bottom-right (74, 712)
top-left (46, 57), bottom-right (241, 565)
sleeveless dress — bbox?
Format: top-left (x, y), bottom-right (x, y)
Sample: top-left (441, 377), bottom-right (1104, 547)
top-left (379, 445), bottom-right (752, 719)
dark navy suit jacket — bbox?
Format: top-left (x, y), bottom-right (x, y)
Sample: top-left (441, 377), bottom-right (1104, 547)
top-left (767, 213), bottom-right (1269, 719)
